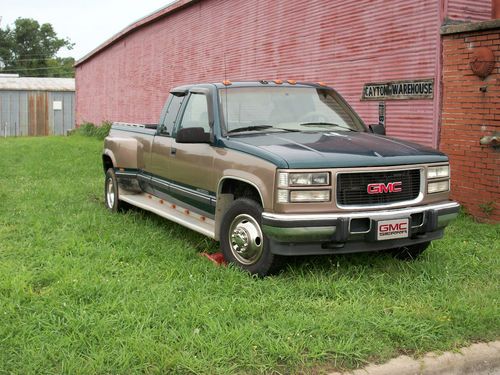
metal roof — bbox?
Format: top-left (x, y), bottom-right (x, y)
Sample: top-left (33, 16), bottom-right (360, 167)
top-left (75, 0), bottom-right (200, 67)
top-left (0, 77), bottom-right (75, 91)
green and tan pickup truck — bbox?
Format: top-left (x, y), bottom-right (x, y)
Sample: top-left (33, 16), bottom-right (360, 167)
top-left (103, 81), bottom-right (460, 275)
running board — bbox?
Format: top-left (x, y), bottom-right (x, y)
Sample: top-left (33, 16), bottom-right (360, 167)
top-left (119, 192), bottom-right (215, 239)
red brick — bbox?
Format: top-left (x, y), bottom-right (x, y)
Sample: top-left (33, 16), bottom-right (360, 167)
top-left (440, 27), bottom-right (499, 223)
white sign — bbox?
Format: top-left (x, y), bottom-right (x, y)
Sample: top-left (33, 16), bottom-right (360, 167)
top-left (377, 218), bottom-right (409, 240)
top-left (53, 101), bottom-right (62, 110)
top-left (361, 79), bottom-right (434, 100)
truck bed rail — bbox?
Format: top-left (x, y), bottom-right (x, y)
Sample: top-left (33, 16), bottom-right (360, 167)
top-left (112, 122), bottom-right (158, 130)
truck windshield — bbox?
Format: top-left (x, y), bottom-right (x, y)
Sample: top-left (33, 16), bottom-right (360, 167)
top-left (219, 86), bottom-right (365, 134)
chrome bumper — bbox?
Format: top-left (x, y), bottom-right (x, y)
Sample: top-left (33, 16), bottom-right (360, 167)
top-left (262, 201), bottom-right (460, 243)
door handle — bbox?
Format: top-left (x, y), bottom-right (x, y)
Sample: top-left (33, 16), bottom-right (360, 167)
top-left (170, 147), bottom-right (177, 155)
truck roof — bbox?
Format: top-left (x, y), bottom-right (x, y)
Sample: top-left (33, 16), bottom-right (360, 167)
top-left (170, 81), bottom-right (332, 94)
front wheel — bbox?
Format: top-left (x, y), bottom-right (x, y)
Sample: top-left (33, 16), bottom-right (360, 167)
top-left (391, 241), bottom-right (430, 260)
top-left (220, 198), bottom-right (282, 276)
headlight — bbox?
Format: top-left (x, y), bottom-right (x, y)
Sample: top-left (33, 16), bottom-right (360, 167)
top-left (290, 190), bottom-right (330, 202)
top-left (278, 172), bottom-right (329, 187)
top-left (428, 180), bottom-right (449, 194)
top-left (427, 165), bottom-right (449, 179)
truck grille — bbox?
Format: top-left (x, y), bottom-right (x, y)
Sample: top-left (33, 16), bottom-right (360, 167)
top-left (336, 169), bottom-right (421, 206)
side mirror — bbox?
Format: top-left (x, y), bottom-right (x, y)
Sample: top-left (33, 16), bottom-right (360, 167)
top-left (175, 127), bottom-right (211, 143)
top-left (369, 124), bottom-right (386, 136)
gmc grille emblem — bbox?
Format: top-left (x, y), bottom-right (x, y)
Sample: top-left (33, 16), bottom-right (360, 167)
top-left (367, 181), bottom-right (402, 194)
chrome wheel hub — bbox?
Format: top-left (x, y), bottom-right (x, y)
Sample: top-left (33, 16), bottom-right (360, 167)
top-left (228, 214), bottom-right (263, 265)
top-left (106, 177), bottom-right (115, 208)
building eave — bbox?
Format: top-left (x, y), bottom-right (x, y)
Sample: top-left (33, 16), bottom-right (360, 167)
top-left (74, 0), bottom-right (200, 67)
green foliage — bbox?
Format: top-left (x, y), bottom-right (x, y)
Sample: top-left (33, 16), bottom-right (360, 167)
top-left (0, 18), bottom-right (74, 77)
top-left (71, 121), bottom-right (112, 140)
top-left (479, 201), bottom-right (495, 217)
top-left (0, 136), bottom-right (498, 374)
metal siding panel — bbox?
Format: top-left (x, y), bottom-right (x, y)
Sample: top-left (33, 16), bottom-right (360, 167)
top-left (0, 90), bottom-right (74, 136)
top-left (52, 92), bottom-right (63, 135)
top-left (75, 0), bottom-right (489, 147)
top-left (28, 91), bottom-right (49, 136)
top-left (48, 92), bottom-right (55, 135)
top-left (36, 93), bottom-right (43, 136)
top-left (63, 93), bottom-right (74, 134)
top-left (2, 92), bottom-right (12, 137)
top-left (10, 91), bottom-right (20, 136)
top-left (19, 92), bottom-right (28, 136)
top-left (70, 93), bottom-right (75, 131)
top-left (0, 92), bottom-right (7, 137)
top-left (28, 92), bottom-right (36, 136)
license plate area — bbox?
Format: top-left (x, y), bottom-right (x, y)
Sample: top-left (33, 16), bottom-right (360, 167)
top-left (376, 218), bottom-right (409, 240)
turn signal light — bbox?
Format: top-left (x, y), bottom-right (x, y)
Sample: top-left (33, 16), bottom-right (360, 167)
top-left (222, 80), bottom-right (232, 86)
top-left (273, 79), bottom-right (283, 84)
top-left (287, 80), bottom-right (297, 85)
top-left (290, 190), bottom-right (330, 203)
top-left (428, 180), bottom-right (450, 194)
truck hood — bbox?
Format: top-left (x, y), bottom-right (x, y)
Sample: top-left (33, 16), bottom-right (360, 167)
top-left (222, 131), bottom-right (448, 168)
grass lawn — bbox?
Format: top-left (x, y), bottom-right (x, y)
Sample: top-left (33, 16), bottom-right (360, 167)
top-left (0, 135), bottom-right (498, 374)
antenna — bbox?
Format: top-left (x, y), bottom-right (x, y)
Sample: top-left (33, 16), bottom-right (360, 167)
top-left (223, 51), bottom-right (228, 136)
top-left (223, 50), bottom-right (227, 84)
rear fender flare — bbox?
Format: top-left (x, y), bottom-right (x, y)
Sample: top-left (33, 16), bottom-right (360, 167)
top-left (104, 137), bottom-right (141, 169)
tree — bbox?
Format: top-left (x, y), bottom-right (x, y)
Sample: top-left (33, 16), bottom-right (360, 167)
top-left (0, 18), bottom-right (75, 77)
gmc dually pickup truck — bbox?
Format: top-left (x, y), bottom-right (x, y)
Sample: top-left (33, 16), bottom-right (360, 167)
top-left (103, 81), bottom-right (460, 275)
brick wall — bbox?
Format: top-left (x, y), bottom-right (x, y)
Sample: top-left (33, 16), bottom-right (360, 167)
top-left (440, 20), bottom-right (500, 222)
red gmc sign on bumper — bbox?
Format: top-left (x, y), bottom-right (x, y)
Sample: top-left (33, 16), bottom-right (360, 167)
top-left (377, 218), bottom-right (409, 240)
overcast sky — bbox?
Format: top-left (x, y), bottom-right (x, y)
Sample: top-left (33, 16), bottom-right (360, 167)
top-left (1, 0), bottom-right (176, 60)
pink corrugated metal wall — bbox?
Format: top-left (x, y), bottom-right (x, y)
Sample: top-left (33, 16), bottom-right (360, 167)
top-left (76, 0), bottom-right (491, 147)
top-left (446, 0), bottom-right (492, 20)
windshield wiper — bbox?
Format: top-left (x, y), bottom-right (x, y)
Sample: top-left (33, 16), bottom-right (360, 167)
top-left (299, 122), bottom-right (355, 132)
top-left (227, 125), bottom-right (274, 134)
top-left (227, 125), bottom-right (300, 134)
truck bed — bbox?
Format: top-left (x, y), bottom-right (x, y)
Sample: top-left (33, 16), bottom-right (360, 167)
top-left (111, 122), bottom-right (158, 135)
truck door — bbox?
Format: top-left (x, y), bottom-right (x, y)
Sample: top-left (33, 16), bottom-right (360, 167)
top-left (149, 92), bottom-right (185, 179)
top-left (167, 89), bottom-right (216, 215)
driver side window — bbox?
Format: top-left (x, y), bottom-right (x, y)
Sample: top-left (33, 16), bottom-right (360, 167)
top-left (159, 95), bottom-right (185, 136)
top-left (177, 93), bottom-right (210, 133)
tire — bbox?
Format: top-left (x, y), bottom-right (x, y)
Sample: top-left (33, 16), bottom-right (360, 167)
top-left (220, 198), bottom-right (282, 276)
top-left (104, 168), bottom-right (127, 212)
top-left (391, 241), bottom-right (430, 260)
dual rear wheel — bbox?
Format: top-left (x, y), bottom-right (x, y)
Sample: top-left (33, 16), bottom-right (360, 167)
top-left (104, 168), bottom-right (127, 212)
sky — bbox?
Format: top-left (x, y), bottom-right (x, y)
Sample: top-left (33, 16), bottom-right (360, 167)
top-left (1, 0), bottom-right (176, 60)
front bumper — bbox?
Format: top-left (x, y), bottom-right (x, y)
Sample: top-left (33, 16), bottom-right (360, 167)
top-left (262, 201), bottom-right (460, 255)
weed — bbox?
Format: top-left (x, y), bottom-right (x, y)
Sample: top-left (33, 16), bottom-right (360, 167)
top-left (70, 121), bottom-right (112, 139)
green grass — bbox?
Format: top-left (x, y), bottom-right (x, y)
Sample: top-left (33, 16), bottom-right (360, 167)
top-left (0, 136), bottom-right (498, 374)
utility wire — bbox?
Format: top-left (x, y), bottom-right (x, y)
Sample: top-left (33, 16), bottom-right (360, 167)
top-left (1, 66), bottom-right (73, 72)
top-left (1, 57), bottom-right (74, 63)
top-left (0, 52), bottom-right (72, 58)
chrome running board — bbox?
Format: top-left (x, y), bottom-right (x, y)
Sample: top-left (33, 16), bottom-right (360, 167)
top-left (119, 192), bottom-right (215, 239)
